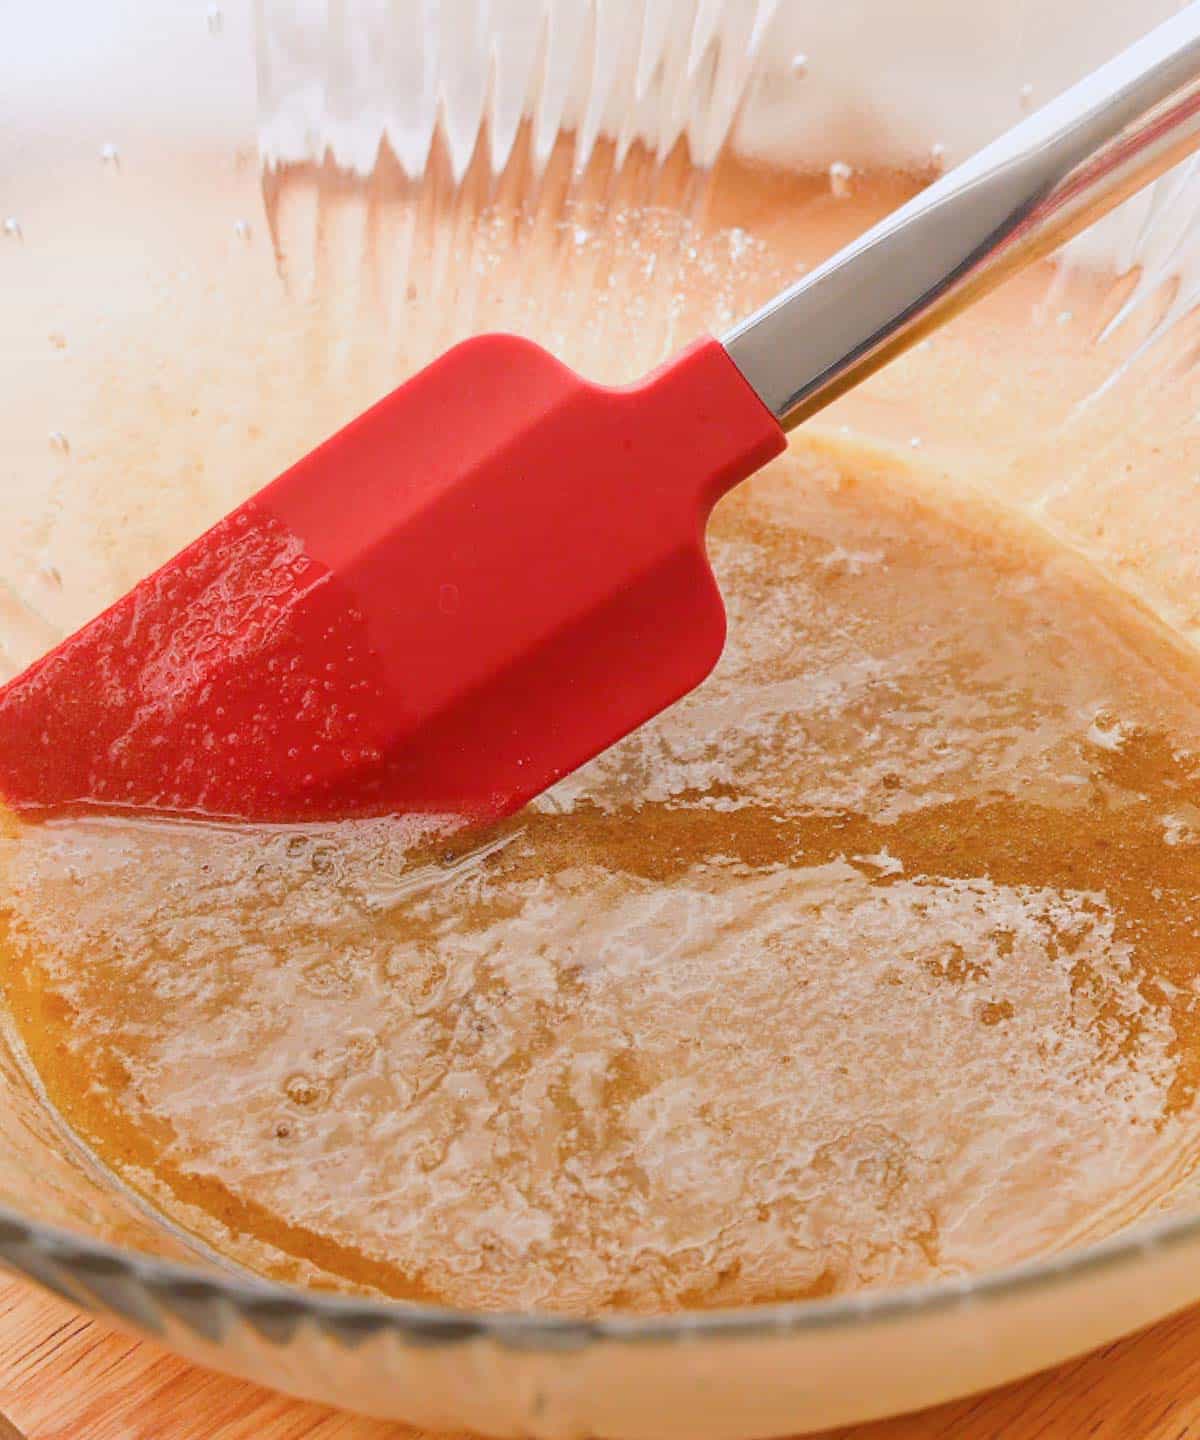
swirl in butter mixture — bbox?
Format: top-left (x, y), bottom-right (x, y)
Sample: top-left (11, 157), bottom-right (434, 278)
top-left (5, 438), bottom-right (1200, 1312)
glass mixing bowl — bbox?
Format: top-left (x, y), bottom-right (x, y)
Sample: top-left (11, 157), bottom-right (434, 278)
top-left (5, 0), bottom-right (1200, 1432)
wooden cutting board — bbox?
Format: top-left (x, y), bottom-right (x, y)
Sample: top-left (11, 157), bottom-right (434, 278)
top-left (1, 1277), bottom-right (1199, 1440)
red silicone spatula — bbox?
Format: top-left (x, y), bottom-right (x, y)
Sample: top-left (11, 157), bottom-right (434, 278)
top-left (2, 11), bottom-right (1199, 825)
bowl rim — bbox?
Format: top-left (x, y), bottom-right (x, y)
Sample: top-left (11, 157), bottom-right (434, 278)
top-left (0, 1187), bottom-right (1194, 1347)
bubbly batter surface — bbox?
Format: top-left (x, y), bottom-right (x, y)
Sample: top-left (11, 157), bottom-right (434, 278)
top-left (6, 438), bottom-right (1200, 1312)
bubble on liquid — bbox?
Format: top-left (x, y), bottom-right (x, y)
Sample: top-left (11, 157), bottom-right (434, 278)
top-left (205, 3), bottom-right (223, 34)
top-left (284, 1074), bottom-right (323, 1107)
top-left (1057, 310), bottom-right (1073, 326)
top-left (48, 430), bottom-right (69, 454)
top-left (1087, 710), bottom-right (1128, 752)
top-left (100, 142), bottom-right (120, 168)
top-left (1163, 812), bottom-right (1200, 847)
top-left (829, 161), bottom-right (853, 199)
top-left (856, 848), bottom-right (904, 876)
top-left (930, 142), bottom-right (947, 171)
top-left (3, 217), bottom-right (21, 240)
top-left (233, 218), bottom-right (251, 242)
top-left (910, 436), bottom-right (922, 449)
top-left (790, 53), bottom-right (809, 77)
top-left (818, 545), bottom-right (884, 577)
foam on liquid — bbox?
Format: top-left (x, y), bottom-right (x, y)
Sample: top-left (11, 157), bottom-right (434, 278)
top-left (5, 437), bottom-right (1200, 1312)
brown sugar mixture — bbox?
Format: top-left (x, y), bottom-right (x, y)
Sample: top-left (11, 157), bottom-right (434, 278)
top-left (5, 436), bottom-right (1200, 1313)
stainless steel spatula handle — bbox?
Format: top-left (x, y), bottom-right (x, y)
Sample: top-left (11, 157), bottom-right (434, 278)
top-left (724, 3), bottom-right (1200, 432)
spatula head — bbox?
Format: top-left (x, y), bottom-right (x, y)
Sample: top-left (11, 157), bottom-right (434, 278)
top-left (0, 336), bottom-right (783, 824)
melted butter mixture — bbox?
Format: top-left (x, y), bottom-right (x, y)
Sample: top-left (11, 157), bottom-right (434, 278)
top-left (6, 437), bottom-right (1200, 1313)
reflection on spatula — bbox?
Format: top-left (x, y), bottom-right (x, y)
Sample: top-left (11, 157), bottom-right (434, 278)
top-left (2, 9), bottom-right (1199, 824)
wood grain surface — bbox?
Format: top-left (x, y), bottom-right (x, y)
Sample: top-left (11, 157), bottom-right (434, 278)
top-left (0, 1277), bottom-right (1196, 1440)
